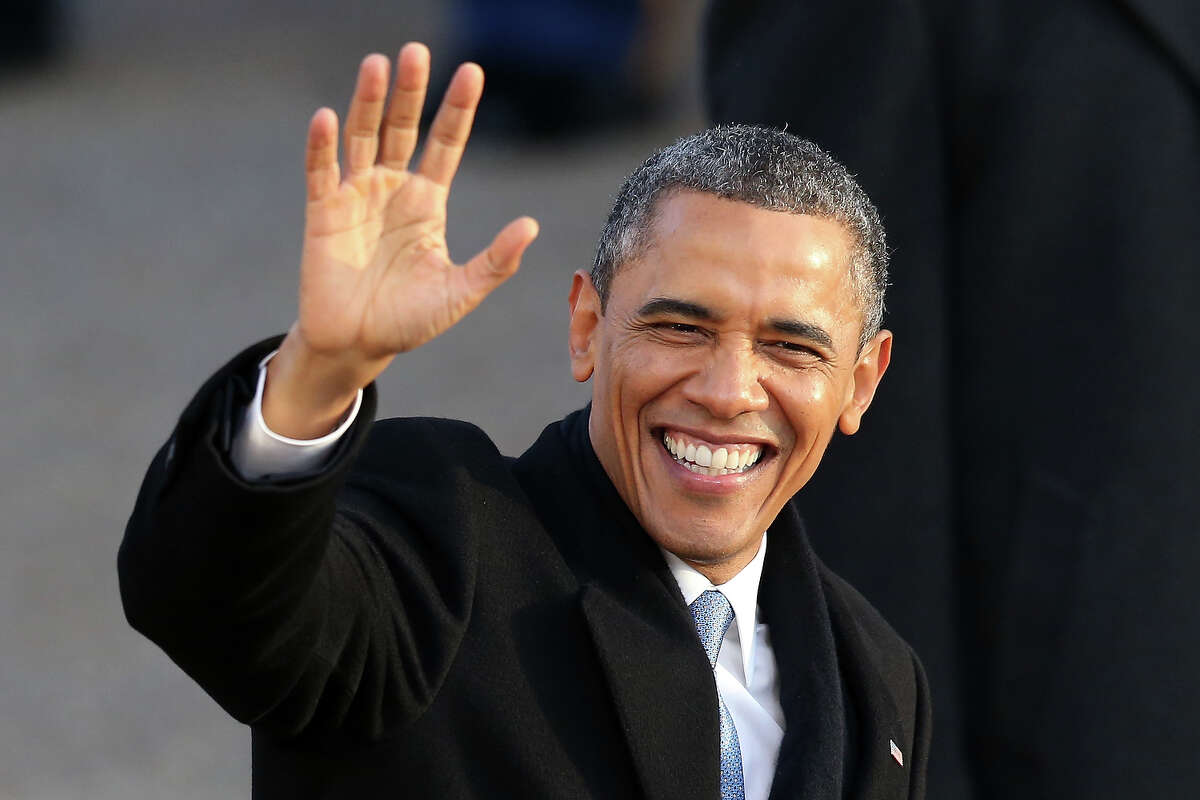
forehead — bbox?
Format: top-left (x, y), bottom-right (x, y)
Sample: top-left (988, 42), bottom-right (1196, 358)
top-left (615, 191), bottom-right (860, 328)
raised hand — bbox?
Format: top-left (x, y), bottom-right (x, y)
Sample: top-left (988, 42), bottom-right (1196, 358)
top-left (263, 44), bottom-right (539, 438)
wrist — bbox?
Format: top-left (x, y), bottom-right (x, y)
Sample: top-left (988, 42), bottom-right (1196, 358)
top-left (261, 332), bottom-right (384, 439)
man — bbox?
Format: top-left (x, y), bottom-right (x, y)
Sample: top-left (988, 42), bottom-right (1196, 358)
top-left (705, 1), bottom-right (1200, 797)
top-left (119, 43), bottom-right (929, 799)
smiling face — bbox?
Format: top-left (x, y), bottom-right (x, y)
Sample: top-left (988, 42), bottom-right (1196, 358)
top-left (568, 191), bottom-right (892, 583)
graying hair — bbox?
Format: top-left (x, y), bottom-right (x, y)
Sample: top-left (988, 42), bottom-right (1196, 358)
top-left (590, 125), bottom-right (887, 352)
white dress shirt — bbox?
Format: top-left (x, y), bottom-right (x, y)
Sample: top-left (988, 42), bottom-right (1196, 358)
top-left (661, 543), bottom-right (785, 800)
top-left (229, 360), bottom-right (786, 798)
top-left (229, 352), bottom-right (361, 479)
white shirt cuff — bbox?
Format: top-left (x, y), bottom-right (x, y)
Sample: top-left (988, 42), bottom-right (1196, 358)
top-left (228, 350), bottom-right (364, 480)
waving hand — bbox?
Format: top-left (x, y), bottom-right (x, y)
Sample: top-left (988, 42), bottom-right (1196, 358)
top-left (264, 45), bottom-right (539, 438)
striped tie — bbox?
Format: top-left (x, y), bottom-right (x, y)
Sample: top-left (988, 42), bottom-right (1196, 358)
top-left (689, 590), bottom-right (745, 800)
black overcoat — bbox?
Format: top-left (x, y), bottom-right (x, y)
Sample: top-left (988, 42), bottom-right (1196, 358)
top-left (705, 0), bottom-right (1200, 797)
top-left (118, 339), bottom-right (930, 799)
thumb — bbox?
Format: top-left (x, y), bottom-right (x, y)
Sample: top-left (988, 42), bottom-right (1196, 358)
top-left (462, 216), bottom-right (539, 301)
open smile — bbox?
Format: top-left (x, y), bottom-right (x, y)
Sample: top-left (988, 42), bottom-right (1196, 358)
top-left (656, 428), bottom-right (772, 479)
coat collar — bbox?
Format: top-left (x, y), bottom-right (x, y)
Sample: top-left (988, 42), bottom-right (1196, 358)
top-left (513, 408), bottom-right (911, 800)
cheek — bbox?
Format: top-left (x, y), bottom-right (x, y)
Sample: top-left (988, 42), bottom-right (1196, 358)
top-left (605, 341), bottom-right (694, 409)
top-left (764, 372), bottom-right (841, 443)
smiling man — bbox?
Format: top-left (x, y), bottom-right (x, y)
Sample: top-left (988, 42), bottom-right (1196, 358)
top-left (120, 45), bottom-right (929, 800)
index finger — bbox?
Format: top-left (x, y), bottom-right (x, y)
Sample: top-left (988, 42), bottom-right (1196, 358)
top-left (417, 62), bottom-right (484, 188)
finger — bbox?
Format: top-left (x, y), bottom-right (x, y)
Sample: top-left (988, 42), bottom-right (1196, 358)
top-left (380, 43), bottom-right (430, 170)
top-left (305, 108), bottom-right (340, 202)
top-left (461, 217), bottom-right (540, 303)
top-left (344, 54), bottom-right (390, 175)
top-left (418, 62), bottom-right (484, 187)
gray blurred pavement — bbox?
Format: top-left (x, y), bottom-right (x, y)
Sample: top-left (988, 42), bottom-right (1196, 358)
top-left (0, 4), bottom-right (701, 797)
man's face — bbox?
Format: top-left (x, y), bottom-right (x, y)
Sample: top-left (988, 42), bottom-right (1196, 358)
top-left (568, 191), bottom-right (891, 582)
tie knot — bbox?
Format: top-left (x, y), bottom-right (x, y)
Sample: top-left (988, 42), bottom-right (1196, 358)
top-left (689, 590), bottom-right (735, 668)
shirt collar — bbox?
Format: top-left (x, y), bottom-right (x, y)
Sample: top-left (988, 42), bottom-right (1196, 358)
top-left (660, 534), bottom-right (768, 684)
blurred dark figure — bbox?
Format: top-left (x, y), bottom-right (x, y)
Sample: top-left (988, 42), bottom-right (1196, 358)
top-left (705, 1), bottom-right (1200, 798)
top-left (452, 0), bottom-right (637, 137)
top-left (1, 0), bottom-right (62, 72)
top-left (445, 0), bottom-right (690, 138)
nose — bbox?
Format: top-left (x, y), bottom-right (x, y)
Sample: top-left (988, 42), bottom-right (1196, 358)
top-left (680, 340), bottom-right (769, 419)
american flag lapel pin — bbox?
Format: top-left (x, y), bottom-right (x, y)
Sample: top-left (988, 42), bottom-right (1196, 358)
top-left (889, 739), bottom-right (904, 766)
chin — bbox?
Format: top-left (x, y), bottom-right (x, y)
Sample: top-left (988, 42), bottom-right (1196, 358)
top-left (646, 516), bottom-right (761, 566)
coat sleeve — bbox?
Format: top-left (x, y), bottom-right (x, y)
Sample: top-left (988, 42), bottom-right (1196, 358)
top-left (117, 339), bottom-right (496, 743)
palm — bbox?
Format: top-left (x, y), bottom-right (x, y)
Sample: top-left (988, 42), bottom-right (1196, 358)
top-left (301, 169), bottom-right (458, 356)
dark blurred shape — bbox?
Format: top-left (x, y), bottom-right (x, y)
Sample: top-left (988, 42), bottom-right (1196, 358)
top-left (0, 0), bottom-right (62, 72)
top-left (443, 0), bottom-right (672, 139)
top-left (705, 1), bottom-right (1200, 798)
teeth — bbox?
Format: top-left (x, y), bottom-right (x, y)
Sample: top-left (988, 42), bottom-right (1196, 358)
top-left (661, 431), bottom-right (763, 475)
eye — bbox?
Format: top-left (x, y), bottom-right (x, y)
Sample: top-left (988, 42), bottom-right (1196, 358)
top-left (655, 322), bottom-right (702, 334)
top-left (767, 340), bottom-right (823, 361)
top-left (643, 320), bottom-right (710, 344)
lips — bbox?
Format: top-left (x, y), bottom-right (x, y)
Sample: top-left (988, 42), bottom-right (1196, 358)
top-left (661, 430), bottom-right (764, 477)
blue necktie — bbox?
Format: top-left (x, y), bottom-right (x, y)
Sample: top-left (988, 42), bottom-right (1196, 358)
top-left (689, 590), bottom-right (746, 800)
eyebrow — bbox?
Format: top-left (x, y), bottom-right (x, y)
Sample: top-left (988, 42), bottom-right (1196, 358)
top-left (766, 318), bottom-right (835, 350)
top-left (636, 296), bottom-right (836, 351)
top-left (636, 297), bottom-right (718, 320)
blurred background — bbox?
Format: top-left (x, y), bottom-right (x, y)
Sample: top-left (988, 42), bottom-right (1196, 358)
top-left (5, 1), bottom-right (1199, 798)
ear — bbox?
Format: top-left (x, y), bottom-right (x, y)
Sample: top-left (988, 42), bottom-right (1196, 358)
top-left (838, 330), bottom-right (893, 435)
top-left (568, 270), bottom-right (601, 383)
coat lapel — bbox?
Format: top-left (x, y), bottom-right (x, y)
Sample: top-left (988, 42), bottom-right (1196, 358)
top-left (760, 502), bottom-right (913, 799)
top-left (824, 578), bottom-right (912, 800)
top-left (580, 583), bottom-right (719, 800)
top-left (513, 409), bottom-right (721, 800)
top-left (758, 506), bottom-right (845, 800)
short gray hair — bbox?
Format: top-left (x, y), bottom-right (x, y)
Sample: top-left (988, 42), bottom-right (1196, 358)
top-left (590, 125), bottom-right (887, 351)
